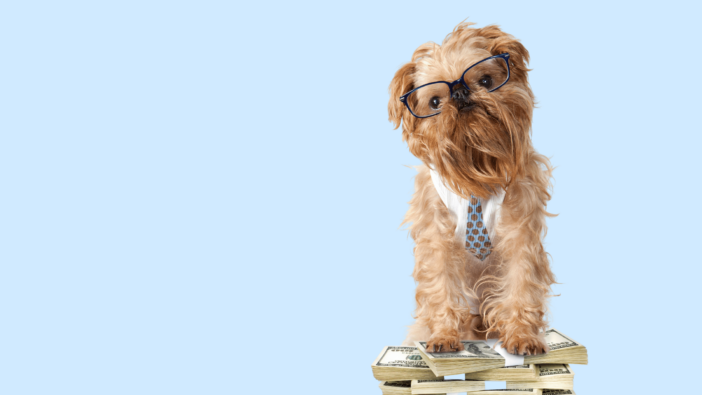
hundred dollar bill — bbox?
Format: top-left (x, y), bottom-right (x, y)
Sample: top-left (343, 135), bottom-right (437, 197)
top-left (378, 381), bottom-right (413, 395)
top-left (411, 379), bottom-right (485, 394)
top-left (372, 346), bottom-right (443, 381)
top-left (520, 330), bottom-right (587, 366)
top-left (413, 340), bottom-right (510, 376)
top-left (414, 329), bottom-right (587, 376)
top-left (380, 381), bottom-right (542, 395)
top-left (507, 364), bottom-right (574, 390)
top-left (464, 364), bottom-right (538, 381)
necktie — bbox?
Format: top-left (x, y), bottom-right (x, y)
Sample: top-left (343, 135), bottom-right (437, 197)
top-left (466, 196), bottom-right (492, 260)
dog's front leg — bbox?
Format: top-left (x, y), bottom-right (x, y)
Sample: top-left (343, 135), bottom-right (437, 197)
top-left (412, 236), bottom-right (474, 353)
top-left (487, 255), bottom-right (551, 356)
top-left (404, 166), bottom-right (475, 352)
top-left (484, 156), bottom-right (556, 356)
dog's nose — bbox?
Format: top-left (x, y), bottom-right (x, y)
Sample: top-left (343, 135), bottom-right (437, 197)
top-left (451, 87), bottom-right (472, 110)
top-left (452, 87), bottom-right (469, 101)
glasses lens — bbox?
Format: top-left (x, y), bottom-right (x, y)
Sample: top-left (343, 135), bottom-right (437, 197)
top-left (407, 83), bottom-right (450, 117)
top-left (462, 57), bottom-right (509, 92)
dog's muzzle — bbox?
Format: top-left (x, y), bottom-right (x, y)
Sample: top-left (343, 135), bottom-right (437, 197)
top-left (452, 87), bottom-right (475, 111)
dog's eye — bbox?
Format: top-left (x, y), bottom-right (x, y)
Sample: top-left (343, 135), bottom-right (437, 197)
top-left (478, 75), bottom-right (493, 89)
top-left (429, 96), bottom-right (442, 110)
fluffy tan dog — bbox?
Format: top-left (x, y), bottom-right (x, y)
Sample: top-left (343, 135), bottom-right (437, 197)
top-left (389, 22), bottom-right (556, 355)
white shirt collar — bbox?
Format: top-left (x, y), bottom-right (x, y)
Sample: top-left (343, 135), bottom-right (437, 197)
top-left (428, 167), bottom-right (505, 242)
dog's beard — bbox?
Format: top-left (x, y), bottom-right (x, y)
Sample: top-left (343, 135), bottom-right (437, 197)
top-left (423, 100), bottom-right (527, 200)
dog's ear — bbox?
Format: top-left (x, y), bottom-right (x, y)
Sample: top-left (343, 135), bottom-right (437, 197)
top-left (388, 62), bottom-right (415, 130)
top-left (477, 25), bottom-right (530, 81)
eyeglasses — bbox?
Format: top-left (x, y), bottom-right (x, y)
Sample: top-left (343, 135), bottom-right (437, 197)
top-left (399, 53), bottom-right (511, 118)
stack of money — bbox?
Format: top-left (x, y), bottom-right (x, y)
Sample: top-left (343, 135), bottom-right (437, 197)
top-left (378, 381), bottom-right (414, 395)
top-left (413, 329), bottom-right (587, 376)
top-left (372, 329), bottom-right (586, 395)
top-left (372, 346), bottom-right (443, 381)
top-left (464, 364), bottom-right (538, 381)
top-left (379, 380), bottom-right (540, 395)
top-left (379, 381), bottom-right (563, 395)
top-left (411, 379), bottom-right (485, 394)
top-left (506, 364), bottom-right (574, 390)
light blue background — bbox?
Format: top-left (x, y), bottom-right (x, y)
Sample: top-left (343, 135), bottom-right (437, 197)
top-left (1, 1), bottom-right (700, 394)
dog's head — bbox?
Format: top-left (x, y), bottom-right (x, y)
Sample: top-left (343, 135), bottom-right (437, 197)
top-left (389, 22), bottom-right (534, 199)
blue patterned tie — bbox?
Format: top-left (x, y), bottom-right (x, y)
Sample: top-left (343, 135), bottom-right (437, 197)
top-left (466, 196), bottom-right (492, 260)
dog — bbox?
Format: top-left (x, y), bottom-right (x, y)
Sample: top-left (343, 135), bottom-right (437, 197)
top-left (389, 21), bottom-right (556, 355)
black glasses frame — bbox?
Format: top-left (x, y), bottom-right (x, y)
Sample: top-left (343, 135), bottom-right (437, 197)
top-left (398, 53), bottom-right (511, 119)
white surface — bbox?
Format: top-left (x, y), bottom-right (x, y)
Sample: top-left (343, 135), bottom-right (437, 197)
top-left (484, 339), bottom-right (526, 366)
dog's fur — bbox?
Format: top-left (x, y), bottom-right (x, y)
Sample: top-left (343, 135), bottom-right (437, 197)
top-left (389, 22), bottom-right (556, 355)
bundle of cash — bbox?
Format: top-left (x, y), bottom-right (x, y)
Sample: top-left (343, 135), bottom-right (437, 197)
top-left (414, 329), bottom-right (587, 376)
top-left (464, 364), bottom-right (538, 381)
top-left (410, 379), bottom-right (484, 394)
top-left (378, 381), bottom-right (416, 395)
top-left (520, 331), bottom-right (588, 366)
top-left (382, 380), bottom-right (512, 395)
top-left (372, 329), bottom-right (584, 394)
top-left (379, 381), bottom-right (564, 395)
top-left (506, 364), bottom-right (574, 390)
top-left (412, 340), bottom-right (505, 375)
top-left (372, 346), bottom-right (444, 381)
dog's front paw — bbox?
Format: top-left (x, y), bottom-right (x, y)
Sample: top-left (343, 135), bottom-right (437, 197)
top-left (426, 333), bottom-right (464, 353)
top-left (500, 332), bottom-right (549, 356)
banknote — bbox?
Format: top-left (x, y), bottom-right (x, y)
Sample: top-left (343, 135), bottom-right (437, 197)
top-left (507, 364), bottom-right (574, 390)
top-left (538, 364), bottom-right (571, 377)
top-left (414, 329), bottom-right (587, 376)
top-left (417, 341), bottom-right (503, 359)
top-left (372, 346), bottom-right (443, 381)
top-left (383, 381), bottom-right (411, 388)
top-left (543, 330), bottom-right (580, 351)
top-left (375, 346), bottom-right (432, 368)
top-left (378, 380), bottom-right (413, 395)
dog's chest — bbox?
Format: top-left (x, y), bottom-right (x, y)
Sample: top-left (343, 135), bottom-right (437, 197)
top-left (428, 168), bottom-right (505, 257)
